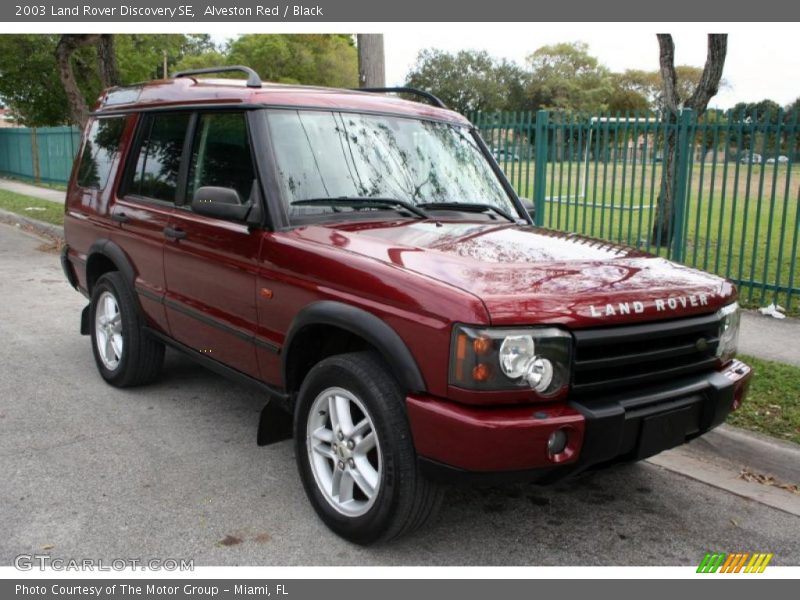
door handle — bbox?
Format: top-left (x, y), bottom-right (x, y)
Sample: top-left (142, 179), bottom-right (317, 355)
top-left (163, 226), bottom-right (187, 240)
top-left (111, 212), bottom-right (129, 224)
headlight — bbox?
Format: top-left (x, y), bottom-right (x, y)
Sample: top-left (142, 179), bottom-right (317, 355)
top-left (715, 302), bottom-right (740, 364)
top-left (449, 325), bottom-right (571, 396)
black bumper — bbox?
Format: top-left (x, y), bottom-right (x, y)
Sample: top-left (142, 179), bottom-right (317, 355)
top-left (420, 361), bottom-right (751, 485)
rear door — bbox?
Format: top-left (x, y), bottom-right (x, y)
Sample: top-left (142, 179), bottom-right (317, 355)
top-left (162, 111), bottom-right (263, 378)
top-left (113, 112), bottom-right (191, 332)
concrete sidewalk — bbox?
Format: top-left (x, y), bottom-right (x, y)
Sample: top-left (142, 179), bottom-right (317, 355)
top-left (740, 311), bottom-right (800, 366)
top-left (0, 177), bottom-right (65, 203)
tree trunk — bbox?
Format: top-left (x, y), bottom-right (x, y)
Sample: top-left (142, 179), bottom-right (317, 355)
top-left (652, 126), bottom-right (677, 245)
top-left (357, 34), bottom-right (385, 88)
top-left (95, 34), bottom-right (120, 88)
top-left (55, 34), bottom-right (100, 128)
top-left (651, 34), bottom-right (727, 247)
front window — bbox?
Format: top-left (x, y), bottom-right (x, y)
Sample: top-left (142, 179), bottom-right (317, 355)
top-left (263, 110), bottom-right (517, 223)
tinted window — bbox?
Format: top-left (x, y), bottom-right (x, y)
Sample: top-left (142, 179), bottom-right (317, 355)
top-left (77, 117), bottom-right (125, 189)
top-left (187, 112), bottom-right (255, 205)
top-left (128, 113), bottom-right (190, 203)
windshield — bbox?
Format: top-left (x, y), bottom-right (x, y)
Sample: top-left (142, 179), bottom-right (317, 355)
top-left (263, 110), bottom-right (518, 222)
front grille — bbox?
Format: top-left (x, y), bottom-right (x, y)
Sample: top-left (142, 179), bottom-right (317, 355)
top-left (571, 313), bottom-right (721, 396)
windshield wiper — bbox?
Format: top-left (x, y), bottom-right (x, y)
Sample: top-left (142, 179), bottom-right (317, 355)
top-left (291, 197), bottom-right (429, 220)
top-left (417, 202), bottom-right (517, 223)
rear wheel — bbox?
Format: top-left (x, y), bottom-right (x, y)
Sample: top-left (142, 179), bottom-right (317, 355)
top-left (89, 272), bottom-right (164, 387)
top-left (294, 351), bottom-right (443, 544)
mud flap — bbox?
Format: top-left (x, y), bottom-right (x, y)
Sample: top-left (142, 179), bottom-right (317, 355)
top-left (80, 304), bottom-right (91, 335)
top-left (257, 401), bottom-right (293, 446)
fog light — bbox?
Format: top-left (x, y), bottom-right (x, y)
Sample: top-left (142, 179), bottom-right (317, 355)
top-left (547, 428), bottom-right (568, 455)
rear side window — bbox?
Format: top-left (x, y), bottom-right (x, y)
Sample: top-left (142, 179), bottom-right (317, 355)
top-left (127, 113), bottom-right (191, 203)
top-left (187, 112), bottom-right (255, 204)
top-left (77, 117), bottom-right (125, 189)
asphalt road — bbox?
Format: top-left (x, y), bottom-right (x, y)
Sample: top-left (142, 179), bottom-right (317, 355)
top-left (1, 222), bottom-right (799, 566)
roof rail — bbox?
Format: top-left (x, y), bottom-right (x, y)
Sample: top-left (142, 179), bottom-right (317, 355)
top-left (357, 87), bottom-right (447, 109)
top-left (173, 65), bottom-right (262, 89)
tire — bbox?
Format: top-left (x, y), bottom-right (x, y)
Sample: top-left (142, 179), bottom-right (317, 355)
top-left (89, 271), bottom-right (164, 387)
top-left (294, 351), bottom-right (443, 544)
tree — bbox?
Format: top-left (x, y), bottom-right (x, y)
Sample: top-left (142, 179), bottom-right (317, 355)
top-left (612, 66), bottom-right (712, 111)
top-left (525, 42), bottom-right (613, 112)
top-left (0, 34), bottom-right (218, 126)
top-left (174, 34), bottom-right (358, 88)
top-left (357, 34), bottom-right (385, 88)
top-left (784, 98), bottom-right (800, 157)
top-left (405, 49), bottom-right (527, 114)
top-left (651, 34), bottom-right (727, 246)
top-left (56, 34), bottom-right (120, 128)
top-left (0, 35), bottom-right (72, 126)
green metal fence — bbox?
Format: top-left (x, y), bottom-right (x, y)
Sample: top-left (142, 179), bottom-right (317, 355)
top-left (472, 109), bottom-right (800, 313)
top-left (0, 126), bottom-right (80, 185)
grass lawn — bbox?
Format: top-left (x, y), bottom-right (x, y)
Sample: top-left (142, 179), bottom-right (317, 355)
top-left (728, 354), bottom-right (800, 444)
top-left (0, 189), bottom-right (64, 226)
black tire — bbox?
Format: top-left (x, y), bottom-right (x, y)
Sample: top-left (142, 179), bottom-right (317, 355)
top-left (294, 351), bottom-right (443, 544)
top-left (89, 271), bottom-right (164, 387)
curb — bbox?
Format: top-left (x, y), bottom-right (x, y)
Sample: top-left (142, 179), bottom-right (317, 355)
top-left (688, 424), bottom-right (800, 484)
top-left (648, 424), bottom-right (800, 517)
top-left (0, 207), bottom-right (64, 240)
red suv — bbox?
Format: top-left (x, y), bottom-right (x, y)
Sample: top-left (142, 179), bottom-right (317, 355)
top-left (61, 66), bottom-right (751, 544)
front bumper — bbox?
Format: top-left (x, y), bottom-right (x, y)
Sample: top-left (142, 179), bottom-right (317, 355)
top-left (407, 359), bottom-right (751, 484)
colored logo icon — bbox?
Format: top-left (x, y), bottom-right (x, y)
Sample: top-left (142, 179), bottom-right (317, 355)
top-left (697, 552), bottom-right (773, 573)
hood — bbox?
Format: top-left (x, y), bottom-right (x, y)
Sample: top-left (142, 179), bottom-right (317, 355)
top-left (291, 220), bottom-right (736, 327)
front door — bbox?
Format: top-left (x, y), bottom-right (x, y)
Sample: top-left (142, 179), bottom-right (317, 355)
top-left (162, 111), bottom-right (262, 378)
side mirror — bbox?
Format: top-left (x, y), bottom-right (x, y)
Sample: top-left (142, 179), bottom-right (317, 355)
top-left (191, 186), bottom-right (250, 222)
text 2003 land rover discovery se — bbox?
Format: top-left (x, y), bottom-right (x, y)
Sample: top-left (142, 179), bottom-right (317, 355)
top-left (62, 66), bottom-right (751, 544)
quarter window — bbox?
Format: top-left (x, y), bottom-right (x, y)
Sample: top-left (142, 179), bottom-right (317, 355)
top-left (77, 117), bottom-right (125, 189)
top-left (128, 113), bottom-right (191, 203)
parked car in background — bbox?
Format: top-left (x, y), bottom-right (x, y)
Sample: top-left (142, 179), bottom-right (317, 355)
top-left (741, 152), bottom-right (762, 164)
top-left (766, 155), bottom-right (790, 164)
top-left (492, 147), bottom-right (521, 161)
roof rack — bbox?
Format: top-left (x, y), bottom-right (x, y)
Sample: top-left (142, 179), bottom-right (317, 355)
top-left (357, 87), bottom-right (447, 109)
top-left (173, 65), bottom-right (262, 89)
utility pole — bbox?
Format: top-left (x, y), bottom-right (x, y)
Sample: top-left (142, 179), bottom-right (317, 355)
top-left (357, 34), bottom-right (385, 88)
top-left (163, 50), bottom-right (168, 79)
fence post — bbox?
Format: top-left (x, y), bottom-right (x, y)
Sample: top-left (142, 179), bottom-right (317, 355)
top-left (533, 110), bottom-right (549, 226)
top-left (671, 109), bottom-right (694, 262)
top-left (30, 128), bottom-right (41, 184)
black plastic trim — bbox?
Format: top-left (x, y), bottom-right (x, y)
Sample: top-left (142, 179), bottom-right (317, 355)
top-left (573, 312), bottom-right (720, 346)
top-left (282, 301), bottom-right (426, 393)
top-left (86, 239), bottom-right (137, 292)
top-left (136, 285), bottom-right (280, 354)
top-left (144, 327), bottom-right (290, 410)
top-left (418, 457), bottom-right (557, 486)
top-left (60, 244), bottom-right (78, 290)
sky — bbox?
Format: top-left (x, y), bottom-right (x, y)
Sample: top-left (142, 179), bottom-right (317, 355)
top-left (379, 23), bottom-right (799, 109)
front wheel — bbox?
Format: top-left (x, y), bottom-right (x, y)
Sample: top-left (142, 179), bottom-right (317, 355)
top-left (294, 351), bottom-right (443, 544)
